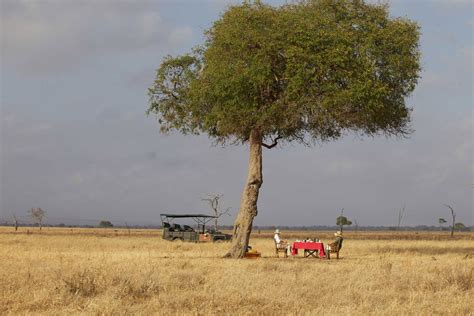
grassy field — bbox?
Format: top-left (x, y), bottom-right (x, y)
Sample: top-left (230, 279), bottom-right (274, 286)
top-left (1, 227), bottom-right (473, 315)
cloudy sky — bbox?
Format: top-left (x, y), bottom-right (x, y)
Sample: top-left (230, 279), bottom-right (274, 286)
top-left (1, 0), bottom-right (472, 227)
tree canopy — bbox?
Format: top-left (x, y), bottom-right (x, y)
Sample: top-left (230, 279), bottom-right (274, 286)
top-left (29, 207), bottom-right (46, 230)
top-left (336, 215), bottom-right (352, 232)
top-left (148, 0), bottom-right (420, 147)
top-left (454, 222), bottom-right (466, 231)
top-left (99, 220), bottom-right (114, 228)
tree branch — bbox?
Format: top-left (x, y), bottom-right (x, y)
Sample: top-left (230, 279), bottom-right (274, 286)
top-left (261, 135), bottom-right (282, 149)
top-left (219, 207), bottom-right (232, 217)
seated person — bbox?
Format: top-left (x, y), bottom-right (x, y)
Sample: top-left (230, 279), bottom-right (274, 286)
top-left (326, 231), bottom-right (343, 252)
top-left (274, 229), bottom-right (290, 255)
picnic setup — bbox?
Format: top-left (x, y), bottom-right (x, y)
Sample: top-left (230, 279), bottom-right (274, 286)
top-left (291, 240), bottom-right (326, 258)
top-left (273, 230), bottom-right (344, 259)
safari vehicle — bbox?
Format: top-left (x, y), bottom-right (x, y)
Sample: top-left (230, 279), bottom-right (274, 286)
top-left (160, 213), bottom-right (232, 242)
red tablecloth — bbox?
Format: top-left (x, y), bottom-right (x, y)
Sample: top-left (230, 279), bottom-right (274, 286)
top-left (292, 242), bottom-right (326, 258)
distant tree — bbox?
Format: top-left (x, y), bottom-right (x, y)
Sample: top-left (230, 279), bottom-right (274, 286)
top-left (99, 220), bottom-right (114, 228)
top-left (354, 219), bottom-right (359, 233)
top-left (11, 212), bottom-right (18, 231)
top-left (28, 208), bottom-right (45, 230)
top-left (438, 218), bottom-right (447, 231)
top-left (125, 222), bottom-right (131, 236)
top-left (336, 209), bottom-right (352, 233)
top-left (147, 1), bottom-right (421, 257)
top-left (443, 204), bottom-right (456, 237)
top-left (397, 204), bottom-right (406, 230)
top-left (454, 222), bottom-right (466, 232)
top-left (202, 194), bottom-right (231, 232)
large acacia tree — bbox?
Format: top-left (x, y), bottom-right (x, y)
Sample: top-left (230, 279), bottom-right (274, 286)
top-left (148, 0), bottom-right (420, 258)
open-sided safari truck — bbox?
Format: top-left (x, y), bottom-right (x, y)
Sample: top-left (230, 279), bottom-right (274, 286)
top-left (160, 213), bottom-right (232, 242)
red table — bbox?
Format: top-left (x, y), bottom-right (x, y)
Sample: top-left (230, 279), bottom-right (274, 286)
top-left (292, 242), bottom-right (326, 258)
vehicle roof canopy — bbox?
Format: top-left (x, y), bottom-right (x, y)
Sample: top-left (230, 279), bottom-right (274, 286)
top-left (160, 213), bottom-right (217, 218)
top-left (160, 213), bottom-right (218, 227)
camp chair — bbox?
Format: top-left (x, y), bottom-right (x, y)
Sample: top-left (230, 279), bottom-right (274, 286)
top-left (274, 240), bottom-right (289, 258)
top-left (326, 238), bottom-right (343, 259)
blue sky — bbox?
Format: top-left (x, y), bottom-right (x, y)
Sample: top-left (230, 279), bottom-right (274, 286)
top-left (1, 0), bottom-right (472, 227)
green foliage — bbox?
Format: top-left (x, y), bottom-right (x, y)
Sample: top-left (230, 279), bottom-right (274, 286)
top-left (336, 216), bottom-right (352, 226)
top-left (148, 0), bottom-right (420, 145)
top-left (99, 220), bottom-right (113, 228)
top-left (454, 223), bottom-right (466, 231)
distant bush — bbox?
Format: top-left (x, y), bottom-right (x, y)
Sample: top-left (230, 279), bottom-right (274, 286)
top-left (99, 220), bottom-right (113, 228)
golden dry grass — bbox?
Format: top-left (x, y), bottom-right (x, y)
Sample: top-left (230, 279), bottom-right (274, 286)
top-left (1, 227), bottom-right (473, 315)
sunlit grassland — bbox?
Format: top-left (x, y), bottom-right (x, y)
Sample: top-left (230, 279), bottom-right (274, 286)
top-left (1, 227), bottom-right (472, 315)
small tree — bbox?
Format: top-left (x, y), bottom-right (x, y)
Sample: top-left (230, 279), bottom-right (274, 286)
top-left (12, 212), bottom-right (18, 231)
top-left (28, 208), bottom-right (45, 230)
top-left (438, 218), bottom-right (447, 231)
top-left (202, 194), bottom-right (231, 231)
top-left (444, 204), bottom-right (456, 237)
top-left (454, 222), bottom-right (466, 232)
top-left (99, 220), bottom-right (114, 228)
top-left (148, 1), bottom-right (421, 257)
top-left (397, 204), bottom-right (406, 231)
top-left (336, 209), bottom-right (352, 233)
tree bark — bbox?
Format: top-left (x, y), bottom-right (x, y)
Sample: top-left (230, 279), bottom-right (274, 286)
top-left (225, 129), bottom-right (263, 258)
top-left (451, 214), bottom-right (455, 238)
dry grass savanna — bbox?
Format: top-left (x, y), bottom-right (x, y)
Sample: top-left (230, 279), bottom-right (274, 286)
top-left (1, 227), bottom-right (473, 315)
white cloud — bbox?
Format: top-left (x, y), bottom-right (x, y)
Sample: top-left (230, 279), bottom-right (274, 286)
top-left (168, 27), bottom-right (194, 47)
top-left (1, 0), bottom-right (192, 74)
top-left (70, 173), bottom-right (84, 185)
top-left (439, 0), bottom-right (473, 3)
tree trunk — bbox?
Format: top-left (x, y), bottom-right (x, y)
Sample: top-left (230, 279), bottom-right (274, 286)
top-left (225, 129), bottom-right (263, 258)
top-left (451, 214), bottom-right (455, 238)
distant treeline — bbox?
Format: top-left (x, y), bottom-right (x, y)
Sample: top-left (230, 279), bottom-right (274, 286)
top-left (225, 225), bottom-right (472, 232)
top-left (0, 222), bottom-right (471, 232)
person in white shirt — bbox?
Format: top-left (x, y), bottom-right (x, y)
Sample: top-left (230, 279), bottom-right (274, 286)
top-left (274, 229), bottom-right (282, 244)
top-left (274, 229), bottom-right (290, 256)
